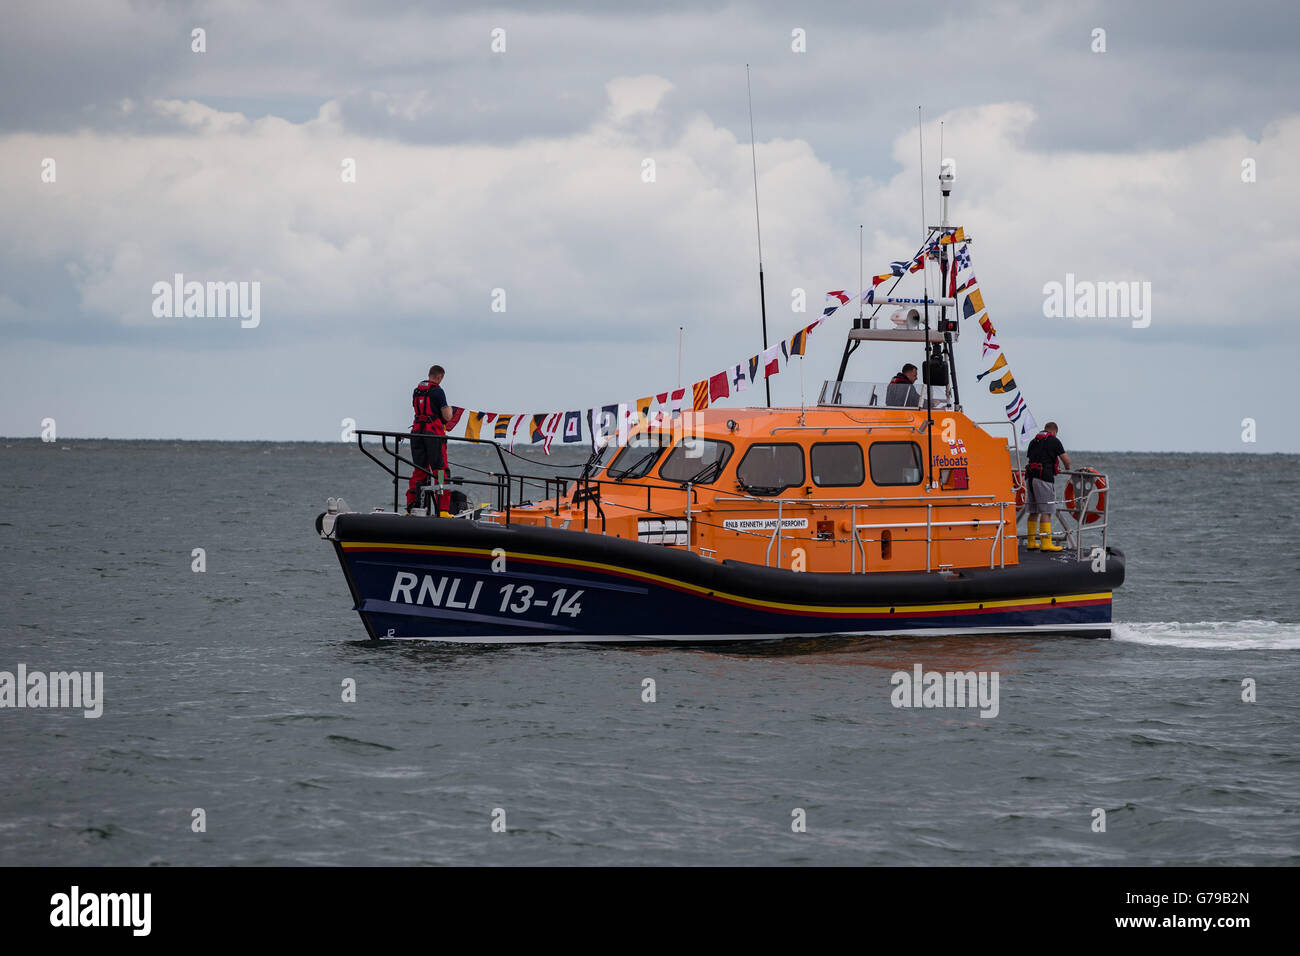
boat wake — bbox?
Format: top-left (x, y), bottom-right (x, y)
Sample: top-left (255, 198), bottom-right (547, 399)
top-left (1113, 620), bottom-right (1300, 650)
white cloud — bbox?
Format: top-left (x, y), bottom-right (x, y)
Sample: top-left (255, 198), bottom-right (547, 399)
top-left (150, 98), bottom-right (252, 133)
top-left (0, 78), bottom-right (1297, 449)
top-left (604, 75), bottom-right (675, 123)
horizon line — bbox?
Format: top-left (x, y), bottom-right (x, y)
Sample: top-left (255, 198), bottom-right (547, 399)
top-left (0, 436), bottom-right (1291, 456)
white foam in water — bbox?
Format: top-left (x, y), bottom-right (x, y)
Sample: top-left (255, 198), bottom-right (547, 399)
top-left (1112, 620), bottom-right (1300, 650)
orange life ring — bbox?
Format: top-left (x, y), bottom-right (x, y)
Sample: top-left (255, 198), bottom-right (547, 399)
top-left (1011, 469), bottom-right (1026, 509)
top-left (1064, 467), bottom-right (1107, 524)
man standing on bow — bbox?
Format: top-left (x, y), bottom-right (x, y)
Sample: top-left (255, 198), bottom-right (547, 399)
top-left (407, 365), bottom-right (454, 515)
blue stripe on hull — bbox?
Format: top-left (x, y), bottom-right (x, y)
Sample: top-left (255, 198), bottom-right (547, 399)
top-left (342, 549), bottom-right (1111, 643)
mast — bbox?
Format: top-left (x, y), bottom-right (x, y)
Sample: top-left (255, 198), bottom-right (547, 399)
top-left (746, 65), bottom-right (771, 408)
top-left (938, 155), bottom-right (961, 412)
top-left (919, 108), bottom-right (934, 489)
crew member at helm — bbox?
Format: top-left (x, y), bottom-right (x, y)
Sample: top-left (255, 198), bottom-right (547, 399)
top-left (886, 363), bottom-right (922, 407)
top-left (406, 365), bottom-right (455, 515)
top-left (1024, 421), bottom-right (1071, 552)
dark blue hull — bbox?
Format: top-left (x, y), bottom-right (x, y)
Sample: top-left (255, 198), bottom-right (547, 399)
top-left (321, 513), bottom-right (1122, 644)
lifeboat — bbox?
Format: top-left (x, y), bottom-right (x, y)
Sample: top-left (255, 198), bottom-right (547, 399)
top-left (317, 385), bottom-right (1123, 644)
top-left (318, 212), bottom-right (1123, 643)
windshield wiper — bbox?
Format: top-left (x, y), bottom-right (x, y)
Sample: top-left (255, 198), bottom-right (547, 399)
top-left (681, 460), bottom-right (723, 485)
top-left (610, 454), bottom-right (658, 482)
top-left (579, 447), bottom-right (606, 481)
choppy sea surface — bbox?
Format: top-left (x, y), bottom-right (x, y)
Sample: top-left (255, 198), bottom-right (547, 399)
top-left (1, 440), bottom-right (1297, 865)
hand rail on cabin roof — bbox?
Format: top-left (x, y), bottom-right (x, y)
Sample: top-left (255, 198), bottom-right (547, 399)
top-left (852, 519), bottom-right (1005, 529)
top-left (767, 424), bottom-right (933, 435)
top-left (713, 493), bottom-right (1002, 505)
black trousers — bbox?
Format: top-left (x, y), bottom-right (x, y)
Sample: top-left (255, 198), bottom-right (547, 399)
top-left (407, 432), bottom-right (450, 510)
top-left (411, 434), bottom-right (447, 473)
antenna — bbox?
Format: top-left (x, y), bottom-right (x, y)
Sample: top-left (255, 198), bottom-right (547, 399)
top-left (939, 124), bottom-right (954, 231)
top-left (918, 105), bottom-right (935, 489)
top-left (790, 353), bottom-right (800, 424)
top-left (747, 64), bottom-right (772, 409)
top-left (858, 224), bottom-right (864, 319)
top-left (677, 326), bottom-right (684, 390)
top-left (917, 107), bottom-right (926, 244)
top-left (916, 108), bottom-right (930, 305)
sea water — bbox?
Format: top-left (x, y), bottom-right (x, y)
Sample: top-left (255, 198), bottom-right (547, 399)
top-left (1, 440), bottom-right (1296, 865)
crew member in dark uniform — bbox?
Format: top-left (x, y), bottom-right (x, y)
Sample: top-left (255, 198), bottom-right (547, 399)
top-left (407, 365), bottom-right (453, 514)
top-left (885, 363), bottom-right (921, 407)
top-left (1024, 421), bottom-right (1071, 552)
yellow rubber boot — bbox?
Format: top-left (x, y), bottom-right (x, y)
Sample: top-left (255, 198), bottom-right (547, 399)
top-left (1025, 519), bottom-right (1040, 550)
top-left (1040, 519), bottom-right (1063, 551)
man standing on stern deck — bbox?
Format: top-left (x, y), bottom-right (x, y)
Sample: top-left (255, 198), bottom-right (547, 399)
top-left (1024, 421), bottom-right (1071, 552)
top-left (407, 365), bottom-right (454, 515)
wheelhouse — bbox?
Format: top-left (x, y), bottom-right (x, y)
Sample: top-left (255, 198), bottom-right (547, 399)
top-left (478, 403), bottom-right (1020, 575)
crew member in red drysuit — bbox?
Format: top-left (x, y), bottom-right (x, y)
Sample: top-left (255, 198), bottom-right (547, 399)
top-left (407, 365), bottom-right (454, 514)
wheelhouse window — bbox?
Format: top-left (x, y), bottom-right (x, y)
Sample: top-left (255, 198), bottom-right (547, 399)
top-left (868, 441), bottom-right (924, 486)
top-left (605, 443), bottom-right (663, 481)
top-left (736, 443), bottom-right (805, 495)
top-left (658, 438), bottom-right (734, 485)
top-left (810, 442), bottom-right (865, 487)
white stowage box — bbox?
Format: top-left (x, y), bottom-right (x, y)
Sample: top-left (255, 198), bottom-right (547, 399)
top-left (639, 518), bottom-right (687, 546)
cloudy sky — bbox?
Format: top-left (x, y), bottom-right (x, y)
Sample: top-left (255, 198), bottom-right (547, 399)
top-left (1, 0), bottom-right (1295, 452)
